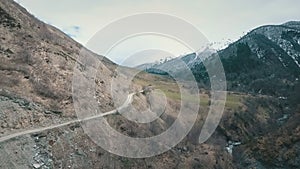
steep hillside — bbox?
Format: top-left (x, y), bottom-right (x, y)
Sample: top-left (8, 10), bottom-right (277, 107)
top-left (193, 21), bottom-right (300, 96)
top-left (0, 1), bottom-right (234, 168)
top-left (1, 0), bottom-right (299, 168)
top-left (0, 0), bottom-right (117, 119)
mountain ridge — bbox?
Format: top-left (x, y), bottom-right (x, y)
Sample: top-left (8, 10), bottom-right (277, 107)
top-left (137, 21), bottom-right (300, 95)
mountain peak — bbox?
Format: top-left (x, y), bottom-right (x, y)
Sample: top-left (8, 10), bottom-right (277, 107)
top-left (282, 21), bottom-right (300, 30)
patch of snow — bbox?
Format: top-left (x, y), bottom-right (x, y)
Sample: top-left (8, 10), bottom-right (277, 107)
top-left (225, 145), bottom-right (233, 154)
top-left (278, 114), bottom-right (289, 121)
top-left (278, 57), bottom-right (287, 67)
top-left (232, 142), bottom-right (241, 146)
top-left (290, 54), bottom-right (300, 68)
top-left (256, 49), bottom-right (264, 59)
top-left (226, 141), bottom-right (242, 155)
top-left (278, 96), bottom-right (287, 100)
top-left (32, 163), bottom-right (43, 169)
top-left (277, 39), bottom-right (300, 68)
top-left (191, 54), bottom-right (199, 63)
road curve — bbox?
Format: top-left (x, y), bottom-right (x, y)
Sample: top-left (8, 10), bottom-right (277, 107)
top-left (0, 93), bottom-right (136, 143)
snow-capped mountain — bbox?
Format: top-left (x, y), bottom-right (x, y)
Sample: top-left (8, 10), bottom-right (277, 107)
top-left (136, 47), bottom-right (215, 78)
top-left (194, 21), bottom-right (300, 95)
top-left (137, 21), bottom-right (300, 95)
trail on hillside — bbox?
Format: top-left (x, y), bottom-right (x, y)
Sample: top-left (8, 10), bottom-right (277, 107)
top-left (0, 93), bottom-right (136, 143)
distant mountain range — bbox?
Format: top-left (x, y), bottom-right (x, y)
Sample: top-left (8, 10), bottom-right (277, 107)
top-left (137, 21), bottom-right (300, 96)
top-left (136, 48), bottom-right (215, 77)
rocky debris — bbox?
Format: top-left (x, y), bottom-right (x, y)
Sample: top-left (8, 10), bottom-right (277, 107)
top-left (32, 163), bottom-right (43, 169)
top-left (31, 133), bottom-right (54, 169)
top-left (142, 85), bottom-right (153, 94)
top-left (0, 6), bottom-right (21, 29)
top-left (0, 90), bottom-right (67, 136)
top-left (175, 146), bottom-right (189, 153)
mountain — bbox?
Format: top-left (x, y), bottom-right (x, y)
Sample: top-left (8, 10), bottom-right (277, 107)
top-left (134, 21), bottom-right (300, 168)
top-left (0, 0), bottom-right (117, 117)
top-left (0, 1), bottom-right (235, 168)
top-left (193, 21), bottom-right (300, 96)
top-left (206, 22), bottom-right (300, 168)
top-left (138, 21), bottom-right (300, 96)
top-left (0, 0), bottom-right (134, 168)
top-left (136, 48), bottom-right (215, 80)
top-left (1, 0), bottom-right (300, 168)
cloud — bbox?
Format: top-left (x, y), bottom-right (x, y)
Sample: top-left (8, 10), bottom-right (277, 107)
top-left (63, 25), bottom-right (81, 38)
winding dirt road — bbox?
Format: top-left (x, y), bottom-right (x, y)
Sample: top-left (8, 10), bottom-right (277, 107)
top-left (0, 93), bottom-right (136, 143)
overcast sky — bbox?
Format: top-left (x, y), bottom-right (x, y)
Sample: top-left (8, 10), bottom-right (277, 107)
top-left (15, 0), bottom-right (300, 66)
